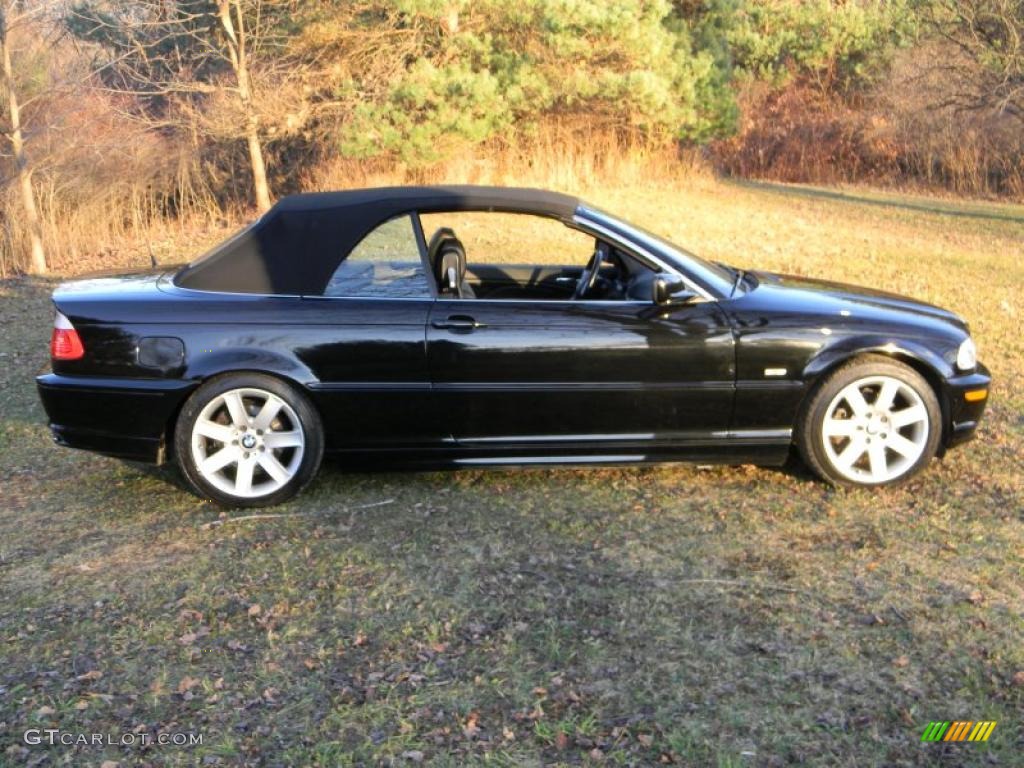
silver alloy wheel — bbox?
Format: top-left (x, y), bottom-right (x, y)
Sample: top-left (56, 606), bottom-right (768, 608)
top-left (820, 375), bottom-right (930, 484)
top-left (190, 387), bottom-right (305, 499)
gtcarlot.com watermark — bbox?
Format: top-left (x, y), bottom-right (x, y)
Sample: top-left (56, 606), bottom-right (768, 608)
top-left (24, 729), bottom-right (202, 747)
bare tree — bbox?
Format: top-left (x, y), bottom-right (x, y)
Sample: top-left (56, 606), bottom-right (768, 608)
top-left (0, 0), bottom-right (46, 273)
top-left (916, 0), bottom-right (1024, 123)
top-left (216, 0), bottom-right (269, 210)
top-left (67, 0), bottom-right (295, 213)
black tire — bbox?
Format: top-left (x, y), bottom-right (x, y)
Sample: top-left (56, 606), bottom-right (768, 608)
top-left (796, 355), bottom-right (942, 488)
top-left (174, 372), bottom-right (324, 507)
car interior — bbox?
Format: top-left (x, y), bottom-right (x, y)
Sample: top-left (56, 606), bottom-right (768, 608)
top-left (323, 210), bottom-right (669, 301)
top-left (424, 223), bottom-right (659, 302)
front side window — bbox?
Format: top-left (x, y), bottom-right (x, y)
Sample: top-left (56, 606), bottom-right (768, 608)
top-left (417, 211), bottom-right (652, 301)
top-left (324, 214), bottom-right (431, 298)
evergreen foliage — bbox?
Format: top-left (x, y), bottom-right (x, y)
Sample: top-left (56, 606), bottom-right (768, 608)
top-left (60, 1), bottom-right (925, 165)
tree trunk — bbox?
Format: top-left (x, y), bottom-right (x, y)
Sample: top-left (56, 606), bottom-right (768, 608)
top-left (218, 0), bottom-right (271, 212)
top-left (0, 5), bottom-right (46, 274)
top-left (245, 118), bottom-right (271, 212)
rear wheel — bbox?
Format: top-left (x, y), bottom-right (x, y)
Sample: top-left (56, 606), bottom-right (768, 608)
top-left (797, 356), bottom-right (941, 487)
top-left (174, 373), bottom-right (324, 507)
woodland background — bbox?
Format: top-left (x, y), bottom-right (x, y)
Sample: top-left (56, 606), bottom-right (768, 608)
top-left (1, 0), bottom-right (1022, 276)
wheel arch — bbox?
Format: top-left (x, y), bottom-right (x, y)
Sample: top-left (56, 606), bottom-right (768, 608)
top-left (799, 339), bottom-right (952, 452)
top-left (162, 367), bottom-right (318, 464)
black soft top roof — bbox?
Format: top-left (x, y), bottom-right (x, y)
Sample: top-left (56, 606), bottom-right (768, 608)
top-left (174, 185), bottom-right (581, 295)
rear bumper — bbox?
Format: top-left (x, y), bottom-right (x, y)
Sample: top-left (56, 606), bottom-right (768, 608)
top-left (36, 374), bottom-right (197, 463)
top-left (942, 363), bottom-right (991, 450)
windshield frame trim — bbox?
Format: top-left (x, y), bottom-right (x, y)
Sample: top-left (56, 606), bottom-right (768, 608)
top-left (575, 205), bottom-right (735, 300)
top-left (571, 213), bottom-right (716, 301)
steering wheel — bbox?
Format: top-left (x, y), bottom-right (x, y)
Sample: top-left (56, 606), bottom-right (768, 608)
top-left (574, 241), bottom-right (610, 300)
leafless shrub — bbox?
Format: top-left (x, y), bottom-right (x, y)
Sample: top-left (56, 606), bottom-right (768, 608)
top-left (709, 44), bottom-right (1024, 200)
top-left (881, 41), bottom-right (1024, 198)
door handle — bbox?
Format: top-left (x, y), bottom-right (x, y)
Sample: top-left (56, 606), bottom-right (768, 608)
top-left (432, 315), bottom-right (485, 330)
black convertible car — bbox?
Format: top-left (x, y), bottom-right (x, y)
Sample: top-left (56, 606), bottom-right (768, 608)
top-left (37, 186), bottom-right (990, 506)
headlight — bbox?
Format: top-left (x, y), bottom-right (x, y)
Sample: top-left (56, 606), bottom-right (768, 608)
top-left (956, 337), bottom-right (977, 371)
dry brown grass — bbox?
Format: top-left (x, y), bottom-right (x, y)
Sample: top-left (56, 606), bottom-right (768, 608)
top-left (2, 122), bottom-right (706, 277)
top-left (8, 103), bottom-right (1019, 281)
top-left (304, 121), bottom-right (705, 193)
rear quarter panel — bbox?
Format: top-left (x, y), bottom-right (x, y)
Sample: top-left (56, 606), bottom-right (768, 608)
top-left (51, 277), bottom-right (437, 451)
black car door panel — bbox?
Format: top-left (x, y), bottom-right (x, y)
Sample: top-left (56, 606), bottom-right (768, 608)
top-left (426, 298), bottom-right (735, 445)
top-left (295, 297), bottom-right (442, 449)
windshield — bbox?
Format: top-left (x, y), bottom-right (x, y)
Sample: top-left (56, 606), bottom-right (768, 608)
top-left (576, 204), bottom-right (737, 298)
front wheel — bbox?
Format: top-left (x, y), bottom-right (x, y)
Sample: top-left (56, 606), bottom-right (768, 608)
top-left (797, 356), bottom-right (942, 487)
top-left (174, 373), bottom-right (324, 507)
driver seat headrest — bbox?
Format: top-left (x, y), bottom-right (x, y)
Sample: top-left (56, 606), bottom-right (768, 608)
top-left (427, 227), bottom-right (457, 266)
top-left (427, 227), bottom-right (474, 299)
top-left (438, 241), bottom-right (466, 294)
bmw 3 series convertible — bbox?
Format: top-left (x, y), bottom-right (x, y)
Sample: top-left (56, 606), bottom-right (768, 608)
top-left (36, 186), bottom-right (990, 507)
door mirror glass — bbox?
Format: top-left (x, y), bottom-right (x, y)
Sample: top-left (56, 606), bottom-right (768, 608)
top-left (652, 275), bottom-right (694, 305)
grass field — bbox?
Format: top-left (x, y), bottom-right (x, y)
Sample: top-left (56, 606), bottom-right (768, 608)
top-left (1, 177), bottom-right (1022, 767)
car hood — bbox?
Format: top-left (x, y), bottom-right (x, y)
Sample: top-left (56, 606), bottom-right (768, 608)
top-left (749, 271), bottom-right (968, 331)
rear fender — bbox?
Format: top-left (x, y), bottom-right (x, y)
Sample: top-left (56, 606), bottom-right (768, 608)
top-left (184, 348), bottom-right (318, 385)
top-left (164, 350), bottom-right (319, 462)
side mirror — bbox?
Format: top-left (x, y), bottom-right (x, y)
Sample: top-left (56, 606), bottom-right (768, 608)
top-left (653, 275), bottom-right (695, 305)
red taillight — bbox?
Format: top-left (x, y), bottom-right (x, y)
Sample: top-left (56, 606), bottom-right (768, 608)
top-left (51, 311), bottom-right (85, 360)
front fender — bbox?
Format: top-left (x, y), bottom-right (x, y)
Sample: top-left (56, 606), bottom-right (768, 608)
top-left (803, 335), bottom-right (955, 382)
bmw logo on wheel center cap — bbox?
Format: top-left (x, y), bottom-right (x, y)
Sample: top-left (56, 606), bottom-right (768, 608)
top-left (241, 433), bottom-right (257, 449)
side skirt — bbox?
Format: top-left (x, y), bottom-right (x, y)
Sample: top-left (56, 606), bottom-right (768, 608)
top-left (325, 433), bottom-right (793, 470)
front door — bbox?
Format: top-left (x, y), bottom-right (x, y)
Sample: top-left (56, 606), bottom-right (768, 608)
top-left (427, 296), bottom-right (736, 452)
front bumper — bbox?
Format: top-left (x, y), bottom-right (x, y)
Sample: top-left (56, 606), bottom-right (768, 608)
top-left (36, 374), bottom-right (197, 463)
top-left (942, 362), bottom-right (991, 450)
